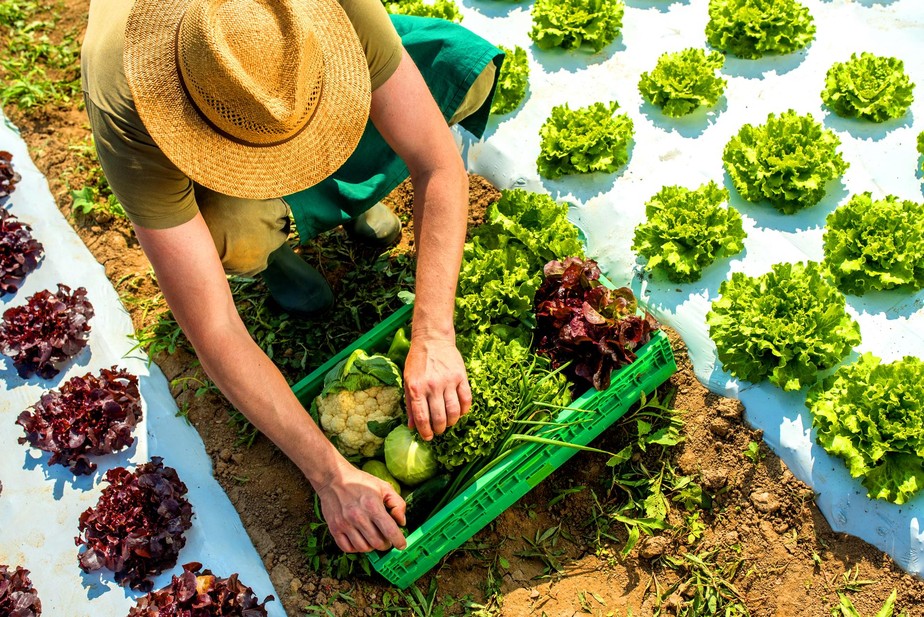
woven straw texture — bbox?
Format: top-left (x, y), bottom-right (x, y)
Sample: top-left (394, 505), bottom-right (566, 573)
top-left (124, 0), bottom-right (371, 199)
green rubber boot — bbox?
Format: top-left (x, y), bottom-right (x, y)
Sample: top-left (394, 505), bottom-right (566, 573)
top-left (260, 243), bottom-right (334, 317)
top-left (344, 202), bottom-right (402, 247)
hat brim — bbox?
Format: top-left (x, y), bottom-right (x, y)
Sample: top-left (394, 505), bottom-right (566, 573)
top-left (124, 0), bottom-right (372, 200)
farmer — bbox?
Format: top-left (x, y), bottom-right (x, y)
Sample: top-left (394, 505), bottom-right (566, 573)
top-left (81, 0), bottom-right (503, 554)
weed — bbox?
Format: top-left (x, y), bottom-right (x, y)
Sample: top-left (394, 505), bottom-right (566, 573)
top-left (299, 495), bottom-right (371, 579)
top-left (174, 402), bottom-right (191, 425)
top-left (372, 578), bottom-right (471, 617)
top-left (0, 1), bottom-right (81, 113)
top-left (590, 389), bottom-right (704, 556)
top-left (515, 524), bottom-right (565, 576)
top-left (657, 550), bottom-right (749, 616)
top-left (743, 441), bottom-right (765, 464)
top-left (66, 137), bottom-right (126, 219)
top-left (835, 566), bottom-right (878, 593)
top-left (833, 588), bottom-right (906, 617)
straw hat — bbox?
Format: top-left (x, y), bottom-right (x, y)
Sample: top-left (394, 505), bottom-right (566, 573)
top-left (123, 0), bottom-right (372, 199)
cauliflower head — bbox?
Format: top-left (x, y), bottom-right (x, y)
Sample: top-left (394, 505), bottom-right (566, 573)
top-left (317, 385), bottom-right (403, 457)
top-left (310, 349), bottom-right (405, 458)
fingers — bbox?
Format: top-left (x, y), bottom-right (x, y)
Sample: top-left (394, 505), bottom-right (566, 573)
top-left (443, 389), bottom-right (461, 428)
top-left (427, 391), bottom-right (448, 436)
top-left (384, 487), bottom-right (407, 528)
top-left (457, 377), bottom-right (473, 417)
top-left (406, 386), bottom-right (432, 440)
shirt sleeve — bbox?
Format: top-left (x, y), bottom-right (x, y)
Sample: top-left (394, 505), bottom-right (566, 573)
top-left (340, 0), bottom-right (403, 90)
top-left (84, 95), bottom-right (199, 230)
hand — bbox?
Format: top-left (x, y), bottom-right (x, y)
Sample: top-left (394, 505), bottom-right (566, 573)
top-left (404, 336), bottom-right (473, 441)
top-left (315, 458), bottom-right (407, 553)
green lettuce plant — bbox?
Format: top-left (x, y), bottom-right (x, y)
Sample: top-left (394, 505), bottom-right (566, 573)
top-left (382, 0), bottom-right (462, 22)
top-left (821, 53), bottom-right (915, 122)
top-left (723, 110), bottom-right (848, 213)
top-left (638, 48), bottom-right (727, 118)
top-left (707, 261), bottom-right (861, 391)
top-left (632, 181), bottom-right (746, 283)
top-left (917, 131), bottom-right (924, 173)
top-left (455, 189), bottom-right (584, 335)
top-left (492, 46), bottom-right (529, 115)
top-left (530, 0), bottom-right (624, 52)
top-left (807, 354), bottom-right (924, 505)
top-left (823, 193), bottom-right (924, 295)
top-left (537, 101), bottom-right (634, 179)
top-left (706, 0), bottom-right (815, 59)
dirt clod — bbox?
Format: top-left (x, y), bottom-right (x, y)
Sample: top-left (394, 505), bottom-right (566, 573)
top-left (639, 535), bottom-right (672, 559)
top-left (751, 490), bottom-right (782, 514)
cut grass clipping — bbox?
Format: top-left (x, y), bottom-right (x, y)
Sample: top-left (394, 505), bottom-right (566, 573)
top-left (530, 0), bottom-right (624, 52)
top-left (821, 52), bottom-right (915, 123)
top-left (492, 45), bottom-right (528, 115)
top-left (638, 48), bottom-right (726, 118)
top-left (723, 110), bottom-right (848, 214)
top-left (707, 261), bottom-right (861, 391)
top-left (706, 0), bottom-right (815, 60)
top-left (822, 193), bottom-right (924, 296)
top-left (632, 181), bottom-right (745, 283)
top-left (537, 101), bottom-right (634, 179)
top-left (808, 354), bottom-right (924, 505)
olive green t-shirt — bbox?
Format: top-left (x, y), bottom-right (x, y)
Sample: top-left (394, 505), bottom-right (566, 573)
top-left (80, 0), bottom-right (403, 230)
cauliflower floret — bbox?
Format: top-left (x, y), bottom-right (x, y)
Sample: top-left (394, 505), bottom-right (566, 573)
top-left (316, 385), bottom-right (404, 458)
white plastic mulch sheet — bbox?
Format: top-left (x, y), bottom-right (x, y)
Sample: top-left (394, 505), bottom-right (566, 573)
top-left (0, 116), bottom-right (283, 614)
top-left (456, 0), bottom-right (924, 576)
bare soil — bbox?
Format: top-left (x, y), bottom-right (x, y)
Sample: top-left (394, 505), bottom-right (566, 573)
top-left (4, 2), bottom-right (924, 615)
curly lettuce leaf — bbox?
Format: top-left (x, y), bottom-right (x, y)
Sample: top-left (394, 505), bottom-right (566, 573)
top-left (823, 193), bottom-right (924, 295)
top-left (917, 130), bottom-right (924, 173)
top-left (807, 354), bottom-right (924, 505)
top-left (382, 0), bottom-right (462, 21)
top-left (822, 53), bottom-right (915, 123)
top-left (492, 45), bottom-right (529, 115)
top-left (706, 0), bottom-right (815, 59)
top-left (638, 48), bottom-right (727, 118)
top-left (432, 332), bottom-right (570, 469)
top-left (456, 190), bottom-right (585, 335)
top-left (529, 0), bottom-right (624, 52)
top-left (707, 261), bottom-right (861, 391)
top-left (537, 101), bottom-right (634, 179)
top-left (723, 110), bottom-right (848, 214)
top-left (632, 181), bottom-right (745, 283)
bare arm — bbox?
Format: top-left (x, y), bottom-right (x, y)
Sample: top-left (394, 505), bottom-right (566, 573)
top-left (133, 215), bottom-right (406, 553)
top-left (370, 49), bottom-right (473, 440)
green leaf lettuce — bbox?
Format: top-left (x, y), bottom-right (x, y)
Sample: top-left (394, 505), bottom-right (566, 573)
top-left (707, 261), bottom-right (861, 391)
top-left (807, 354), bottom-right (924, 505)
top-left (632, 181), bottom-right (745, 283)
top-left (537, 101), bottom-right (634, 179)
top-left (638, 48), bottom-right (726, 118)
top-left (821, 53), bottom-right (915, 122)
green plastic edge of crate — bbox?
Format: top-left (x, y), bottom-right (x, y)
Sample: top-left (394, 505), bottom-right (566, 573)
top-left (291, 306), bottom-right (676, 590)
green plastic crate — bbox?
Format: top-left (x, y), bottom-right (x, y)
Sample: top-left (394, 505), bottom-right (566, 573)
top-left (291, 305), bottom-right (676, 589)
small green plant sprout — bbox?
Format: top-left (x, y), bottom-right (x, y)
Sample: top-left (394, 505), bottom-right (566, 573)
top-left (537, 101), bottom-right (634, 179)
top-left (743, 441), bottom-right (764, 463)
top-left (638, 48), bottom-right (727, 118)
top-left (723, 110), bottom-right (848, 214)
top-left (834, 588), bottom-right (907, 617)
top-left (530, 0), bottom-right (625, 52)
top-left (707, 262), bottom-right (861, 391)
top-left (822, 53), bottom-right (915, 123)
top-left (632, 181), bottom-right (745, 284)
top-left (381, 0), bottom-right (462, 22)
top-left (706, 0), bottom-right (815, 60)
top-left (492, 45), bottom-right (529, 115)
top-left (822, 193), bottom-right (924, 296)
